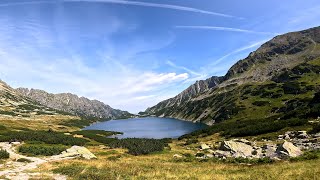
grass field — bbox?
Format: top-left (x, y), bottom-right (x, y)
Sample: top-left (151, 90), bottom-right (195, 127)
top-left (35, 139), bottom-right (320, 180)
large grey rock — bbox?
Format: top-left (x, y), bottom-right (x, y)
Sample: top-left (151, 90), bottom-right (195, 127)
top-left (219, 140), bottom-right (254, 157)
top-left (61, 146), bottom-right (97, 159)
top-left (276, 141), bottom-right (302, 157)
top-left (213, 150), bottom-right (232, 158)
top-left (200, 143), bottom-right (210, 150)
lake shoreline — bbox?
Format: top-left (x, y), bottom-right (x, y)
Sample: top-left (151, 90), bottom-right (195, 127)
top-left (83, 117), bottom-right (208, 139)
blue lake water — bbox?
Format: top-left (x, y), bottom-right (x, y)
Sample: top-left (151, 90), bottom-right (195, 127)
top-left (83, 117), bottom-right (208, 139)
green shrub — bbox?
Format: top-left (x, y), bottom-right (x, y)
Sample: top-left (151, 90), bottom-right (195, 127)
top-left (184, 139), bottom-right (198, 145)
top-left (290, 151), bottom-right (319, 162)
top-left (252, 100), bottom-right (270, 106)
top-left (107, 155), bottom-right (121, 161)
top-left (0, 149), bottom-right (9, 159)
top-left (195, 153), bottom-right (205, 157)
top-left (18, 144), bottom-right (67, 156)
top-left (108, 138), bottom-right (170, 155)
top-left (17, 158), bottom-right (32, 163)
top-left (71, 130), bottom-right (121, 145)
top-left (0, 130), bottom-right (88, 146)
top-left (308, 123), bottom-right (320, 134)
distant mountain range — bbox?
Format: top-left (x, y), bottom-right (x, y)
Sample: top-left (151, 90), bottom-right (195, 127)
top-left (0, 78), bottom-right (131, 122)
top-left (16, 88), bottom-right (132, 120)
top-left (143, 26), bottom-right (320, 125)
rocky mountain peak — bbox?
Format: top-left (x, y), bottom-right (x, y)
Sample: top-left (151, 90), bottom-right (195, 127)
top-left (16, 88), bottom-right (131, 120)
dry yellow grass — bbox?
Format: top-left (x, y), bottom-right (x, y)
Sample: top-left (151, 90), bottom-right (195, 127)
top-left (0, 115), bottom-right (81, 132)
top-left (34, 140), bottom-right (320, 180)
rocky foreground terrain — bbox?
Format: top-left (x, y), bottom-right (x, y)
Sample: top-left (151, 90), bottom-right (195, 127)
top-left (188, 131), bottom-right (320, 160)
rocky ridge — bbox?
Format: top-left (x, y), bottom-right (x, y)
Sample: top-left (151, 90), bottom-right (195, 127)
top-left (143, 76), bottom-right (223, 115)
top-left (16, 88), bottom-right (132, 120)
top-left (144, 26), bottom-right (320, 124)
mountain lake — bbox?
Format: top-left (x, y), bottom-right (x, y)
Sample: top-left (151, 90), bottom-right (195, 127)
top-left (83, 117), bottom-right (208, 139)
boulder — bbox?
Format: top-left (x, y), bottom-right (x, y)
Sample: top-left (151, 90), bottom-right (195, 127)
top-left (235, 139), bottom-right (251, 145)
top-left (219, 140), bottom-right (254, 157)
top-left (213, 150), bottom-right (232, 158)
top-left (276, 141), bottom-right (302, 157)
top-left (10, 142), bottom-right (21, 146)
top-left (205, 154), bottom-right (214, 158)
top-left (173, 154), bottom-right (183, 158)
top-left (61, 146), bottom-right (97, 159)
top-left (297, 131), bottom-right (308, 139)
top-left (200, 143), bottom-right (210, 150)
top-left (73, 134), bottom-right (84, 138)
top-left (262, 144), bottom-right (277, 158)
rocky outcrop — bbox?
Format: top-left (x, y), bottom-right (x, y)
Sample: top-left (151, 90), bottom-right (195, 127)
top-left (16, 88), bottom-right (132, 120)
top-left (60, 146), bottom-right (97, 159)
top-left (194, 137), bottom-right (309, 160)
top-left (276, 141), bottom-right (302, 158)
top-left (219, 140), bottom-right (254, 158)
top-left (144, 76), bottom-right (223, 116)
top-left (279, 131), bottom-right (320, 151)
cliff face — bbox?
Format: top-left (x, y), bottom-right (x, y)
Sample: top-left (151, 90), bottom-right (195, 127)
top-left (144, 76), bottom-right (223, 114)
top-left (144, 26), bottom-right (320, 125)
top-left (0, 79), bottom-right (82, 126)
top-left (16, 88), bottom-right (132, 120)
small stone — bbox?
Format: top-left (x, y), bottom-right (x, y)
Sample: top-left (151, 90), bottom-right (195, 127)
top-left (200, 143), bottom-right (210, 150)
top-left (173, 154), bottom-right (183, 158)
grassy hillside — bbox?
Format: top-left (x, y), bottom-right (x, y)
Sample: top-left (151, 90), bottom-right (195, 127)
top-left (145, 27), bottom-right (320, 131)
top-left (179, 57), bottom-right (320, 139)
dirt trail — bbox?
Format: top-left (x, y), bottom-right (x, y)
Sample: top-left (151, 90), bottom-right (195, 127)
top-left (0, 142), bottom-right (72, 180)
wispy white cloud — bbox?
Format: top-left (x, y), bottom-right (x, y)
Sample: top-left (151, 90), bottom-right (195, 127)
top-left (288, 5), bottom-right (320, 27)
top-left (0, 0), bottom-right (241, 19)
top-left (192, 40), bottom-right (270, 79)
top-left (0, 9), bottom-right (187, 113)
top-left (208, 39), bottom-right (269, 67)
top-left (166, 60), bottom-right (201, 76)
top-left (175, 26), bottom-right (278, 35)
top-left (0, 1), bottom-right (55, 7)
top-left (64, 0), bottom-right (241, 18)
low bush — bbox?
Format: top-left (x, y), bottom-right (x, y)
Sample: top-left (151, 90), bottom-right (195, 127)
top-left (18, 144), bottom-right (67, 156)
top-left (71, 130), bottom-right (121, 145)
top-left (308, 123), bottom-right (320, 134)
top-left (184, 139), bottom-right (198, 145)
top-left (107, 155), bottom-right (121, 161)
top-left (108, 138), bottom-right (171, 155)
top-left (252, 100), bottom-right (270, 106)
top-left (0, 130), bottom-right (88, 146)
top-left (290, 151), bottom-right (319, 162)
top-left (180, 117), bottom-right (308, 139)
top-left (17, 158), bottom-right (32, 163)
top-left (0, 149), bottom-right (9, 159)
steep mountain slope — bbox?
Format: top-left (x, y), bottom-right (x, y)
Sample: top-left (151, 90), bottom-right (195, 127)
top-left (0, 80), bottom-right (81, 130)
top-left (144, 26), bottom-right (320, 126)
top-left (16, 88), bottom-right (132, 120)
top-left (143, 76), bottom-right (223, 115)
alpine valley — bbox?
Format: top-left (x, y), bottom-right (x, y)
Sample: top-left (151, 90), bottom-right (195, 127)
top-left (0, 16), bottom-right (320, 180)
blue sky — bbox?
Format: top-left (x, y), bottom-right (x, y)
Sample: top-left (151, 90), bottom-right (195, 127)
top-left (0, 0), bottom-right (319, 113)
